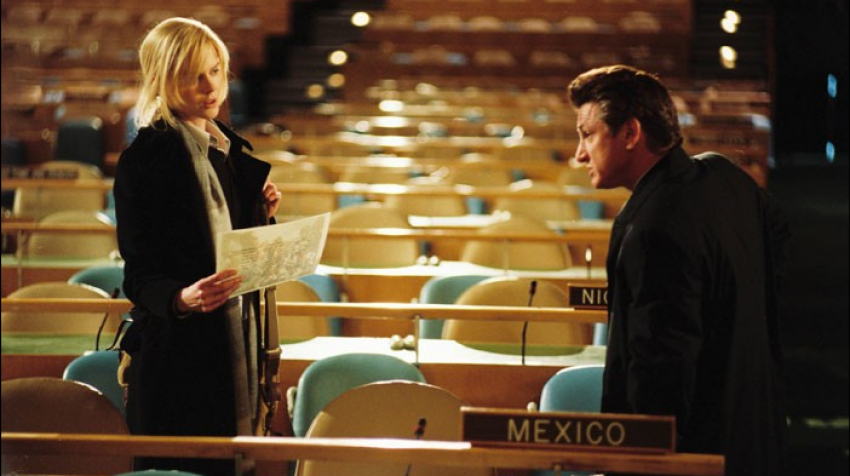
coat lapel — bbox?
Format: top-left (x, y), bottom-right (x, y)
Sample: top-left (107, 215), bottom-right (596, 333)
top-left (606, 147), bottom-right (694, 282)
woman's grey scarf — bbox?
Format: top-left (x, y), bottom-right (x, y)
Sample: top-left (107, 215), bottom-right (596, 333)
top-left (178, 122), bottom-right (258, 442)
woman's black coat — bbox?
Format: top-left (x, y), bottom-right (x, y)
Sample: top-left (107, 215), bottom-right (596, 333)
top-left (114, 120), bottom-right (270, 473)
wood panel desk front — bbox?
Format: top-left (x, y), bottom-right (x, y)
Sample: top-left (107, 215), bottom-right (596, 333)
top-left (1, 433), bottom-right (724, 475)
top-left (315, 261), bottom-right (605, 336)
top-left (2, 333), bottom-right (604, 421)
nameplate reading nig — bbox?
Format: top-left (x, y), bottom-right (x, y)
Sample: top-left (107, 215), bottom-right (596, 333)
top-left (568, 284), bottom-right (609, 310)
top-left (461, 408), bottom-right (675, 453)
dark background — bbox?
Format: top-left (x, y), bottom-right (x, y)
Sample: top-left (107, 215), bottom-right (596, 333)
top-left (766, 1), bottom-right (848, 474)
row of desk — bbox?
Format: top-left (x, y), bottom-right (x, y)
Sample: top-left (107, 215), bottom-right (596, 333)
top-left (1, 334), bottom-right (605, 415)
top-left (1, 255), bottom-right (606, 335)
top-left (3, 298), bottom-right (607, 433)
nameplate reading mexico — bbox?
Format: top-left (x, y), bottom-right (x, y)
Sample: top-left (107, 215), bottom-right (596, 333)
top-left (462, 408), bottom-right (675, 453)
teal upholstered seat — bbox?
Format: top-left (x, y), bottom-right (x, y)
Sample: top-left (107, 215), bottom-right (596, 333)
top-left (291, 353), bottom-right (426, 437)
top-left (62, 350), bottom-right (124, 415)
top-left (417, 274), bottom-right (489, 339)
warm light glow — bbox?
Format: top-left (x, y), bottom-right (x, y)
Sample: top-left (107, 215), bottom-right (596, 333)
top-left (721, 10), bottom-right (741, 33)
top-left (378, 99), bottom-right (404, 113)
top-left (373, 116), bottom-right (409, 128)
top-left (720, 46), bottom-right (738, 69)
top-left (720, 46), bottom-right (737, 61)
top-left (328, 50), bottom-right (348, 66)
top-left (327, 73), bottom-right (346, 88)
top-left (354, 121), bottom-right (371, 133)
top-left (724, 10), bottom-right (741, 25)
top-left (351, 12), bottom-right (371, 27)
top-left (585, 246), bottom-right (592, 264)
top-left (306, 84), bottom-right (325, 99)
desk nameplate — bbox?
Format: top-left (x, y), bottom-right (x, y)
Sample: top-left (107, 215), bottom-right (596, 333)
top-left (462, 407), bottom-right (675, 454)
top-left (568, 284), bottom-right (608, 310)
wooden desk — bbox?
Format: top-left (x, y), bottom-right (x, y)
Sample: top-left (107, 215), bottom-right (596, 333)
top-left (1, 433), bottom-right (724, 475)
top-left (2, 255), bottom-right (606, 338)
top-left (407, 215), bottom-right (612, 264)
top-left (3, 296), bottom-right (609, 444)
top-left (1, 255), bottom-right (118, 297)
top-left (2, 332), bottom-right (603, 416)
top-left (316, 260), bottom-right (606, 335)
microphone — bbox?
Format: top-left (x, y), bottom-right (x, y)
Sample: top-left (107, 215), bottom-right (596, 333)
top-left (95, 287), bottom-right (121, 351)
top-left (405, 417), bottom-right (427, 476)
top-left (521, 280), bottom-right (537, 365)
top-left (413, 417), bottom-right (427, 440)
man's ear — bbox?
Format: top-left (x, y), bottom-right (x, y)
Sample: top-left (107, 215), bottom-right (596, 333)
top-left (623, 117), bottom-right (642, 150)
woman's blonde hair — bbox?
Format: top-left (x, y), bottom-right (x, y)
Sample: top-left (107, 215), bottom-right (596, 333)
top-left (134, 17), bottom-right (230, 129)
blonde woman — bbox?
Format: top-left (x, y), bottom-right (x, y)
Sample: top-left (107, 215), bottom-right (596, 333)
top-left (114, 17), bottom-right (280, 475)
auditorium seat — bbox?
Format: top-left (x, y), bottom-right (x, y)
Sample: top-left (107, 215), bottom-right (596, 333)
top-left (1, 138), bottom-right (26, 209)
top-left (321, 203), bottom-right (419, 268)
top-left (296, 381), bottom-right (493, 476)
top-left (556, 165), bottom-right (605, 219)
top-left (539, 365), bottom-right (604, 413)
top-left (426, 14), bottom-right (465, 31)
top-left (62, 350), bottom-right (124, 415)
top-left (1, 281), bottom-right (120, 335)
top-left (384, 182), bottom-right (467, 217)
top-left (445, 153), bottom-right (514, 187)
top-left (417, 275), bottom-right (489, 339)
top-left (493, 179), bottom-right (581, 222)
top-left (442, 276), bottom-right (593, 346)
top-left (1, 377), bottom-right (132, 474)
top-left (275, 279), bottom-right (331, 340)
top-left (290, 353), bottom-right (426, 437)
top-left (23, 210), bottom-right (117, 259)
top-left (517, 17), bottom-right (554, 33)
top-left (268, 162), bottom-right (335, 217)
top-left (468, 15), bottom-right (504, 32)
top-left (68, 264), bottom-right (125, 298)
top-left (460, 214), bottom-right (572, 271)
top-left (533, 365), bottom-right (604, 476)
top-left (54, 116), bottom-right (106, 170)
top-left (12, 160), bottom-right (106, 220)
top-left (337, 165), bottom-right (411, 184)
top-left (299, 273), bottom-right (342, 335)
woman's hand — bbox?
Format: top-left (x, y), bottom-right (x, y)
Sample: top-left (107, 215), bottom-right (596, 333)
top-left (176, 269), bottom-right (243, 314)
top-left (262, 180), bottom-right (282, 218)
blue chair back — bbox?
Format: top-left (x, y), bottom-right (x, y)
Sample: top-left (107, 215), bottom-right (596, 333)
top-left (228, 79), bottom-right (250, 128)
top-left (2, 138), bottom-right (26, 165)
top-left (540, 365), bottom-right (603, 413)
top-left (298, 274), bottom-right (341, 303)
top-left (418, 275), bottom-right (489, 338)
top-left (593, 323), bottom-right (609, 346)
top-left (298, 274), bottom-right (342, 335)
top-left (124, 106), bottom-right (139, 147)
top-left (535, 365), bottom-right (604, 476)
top-left (68, 265), bottom-right (125, 298)
top-left (292, 353), bottom-right (426, 437)
top-left (55, 116), bottom-right (105, 169)
top-left (62, 350), bottom-right (124, 416)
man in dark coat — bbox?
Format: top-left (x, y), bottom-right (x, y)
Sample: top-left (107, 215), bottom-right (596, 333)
top-left (568, 65), bottom-right (791, 476)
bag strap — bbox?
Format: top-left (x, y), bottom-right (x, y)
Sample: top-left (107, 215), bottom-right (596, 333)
top-left (259, 285), bottom-right (282, 436)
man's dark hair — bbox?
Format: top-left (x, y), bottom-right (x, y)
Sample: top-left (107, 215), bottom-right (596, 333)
top-left (567, 65), bottom-right (683, 154)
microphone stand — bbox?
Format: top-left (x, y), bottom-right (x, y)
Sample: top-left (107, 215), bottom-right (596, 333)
top-left (405, 418), bottom-right (427, 476)
top-left (95, 287), bottom-right (121, 350)
top-left (521, 280), bottom-right (537, 366)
